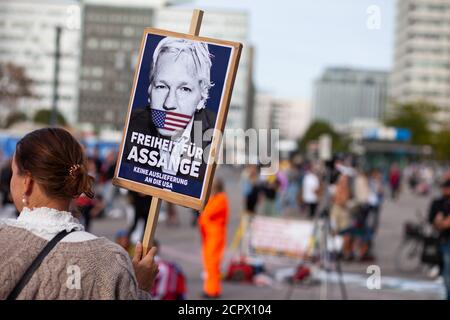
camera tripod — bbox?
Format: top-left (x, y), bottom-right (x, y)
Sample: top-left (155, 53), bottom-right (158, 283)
top-left (285, 173), bottom-right (348, 300)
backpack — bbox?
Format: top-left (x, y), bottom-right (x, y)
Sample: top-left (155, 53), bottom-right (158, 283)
top-left (151, 260), bottom-right (186, 300)
top-left (225, 257), bottom-right (254, 283)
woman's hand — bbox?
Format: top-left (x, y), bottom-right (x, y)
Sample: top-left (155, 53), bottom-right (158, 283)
top-left (132, 242), bottom-right (159, 292)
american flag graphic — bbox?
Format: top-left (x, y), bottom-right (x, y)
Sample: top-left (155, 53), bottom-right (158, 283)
top-left (151, 109), bottom-right (191, 131)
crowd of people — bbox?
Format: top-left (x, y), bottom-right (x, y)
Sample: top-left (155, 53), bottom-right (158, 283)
top-left (240, 157), bottom-right (445, 263)
top-left (238, 156), bottom-right (450, 299)
top-left (2, 139), bottom-right (450, 299)
top-left (404, 163), bottom-right (437, 196)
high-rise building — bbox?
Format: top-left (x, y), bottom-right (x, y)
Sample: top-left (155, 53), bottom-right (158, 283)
top-left (254, 94), bottom-right (310, 141)
top-left (391, 0), bottom-right (450, 121)
top-left (313, 67), bottom-right (388, 128)
top-left (77, 0), bottom-right (172, 129)
top-left (0, 0), bottom-right (81, 124)
top-left (154, 7), bottom-right (254, 132)
top-left (78, 1), bottom-right (251, 132)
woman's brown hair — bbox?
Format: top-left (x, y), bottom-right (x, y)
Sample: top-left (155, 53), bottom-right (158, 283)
top-left (15, 127), bottom-right (94, 199)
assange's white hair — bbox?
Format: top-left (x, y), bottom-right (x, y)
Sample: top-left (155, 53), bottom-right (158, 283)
top-left (148, 37), bottom-right (214, 108)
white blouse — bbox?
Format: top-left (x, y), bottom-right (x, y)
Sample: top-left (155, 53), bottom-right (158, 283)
top-left (0, 206), bottom-right (98, 242)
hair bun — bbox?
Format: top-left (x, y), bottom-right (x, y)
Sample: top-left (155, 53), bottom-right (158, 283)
top-left (15, 128), bottom-right (95, 200)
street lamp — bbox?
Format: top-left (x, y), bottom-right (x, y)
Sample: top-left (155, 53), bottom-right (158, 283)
top-left (50, 26), bottom-right (62, 127)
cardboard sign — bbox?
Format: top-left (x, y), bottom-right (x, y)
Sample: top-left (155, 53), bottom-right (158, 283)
top-left (248, 216), bottom-right (314, 260)
top-left (113, 28), bottom-right (242, 210)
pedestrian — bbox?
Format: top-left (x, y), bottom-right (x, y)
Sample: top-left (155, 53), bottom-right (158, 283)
top-left (389, 163), bottom-right (401, 200)
top-left (90, 145), bottom-right (103, 174)
top-left (330, 168), bottom-right (352, 260)
top-left (0, 159), bottom-right (13, 208)
top-left (352, 169), bottom-right (372, 260)
top-left (302, 162), bottom-right (320, 219)
top-left (283, 163), bottom-right (301, 216)
top-left (99, 150), bottom-right (118, 212)
top-left (428, 179), bottom-right (450, 300)
top-left (191, 208), bottom-right (200, 227)
top-left (241, 165), bottom-right (260, 215)
top-left (199, 178), bottom-right (229, 299)
top-left (166, 202), bottom-right (179, 227)
top-left (115, 229), bottom-right (134, 256)
top-left (73, 158), bottom-right (104, 232)
top-left (368, 168), bottom-right (384, 237)
top-left (0, 127), bottom-right (158, 299)
top-left (261, 175), bottom-right (279, 216)
top-left (128, 191), bottom-right (152, 240)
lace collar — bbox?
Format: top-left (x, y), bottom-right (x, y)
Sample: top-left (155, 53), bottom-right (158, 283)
top-left (1, 206), bottom-right (84, 239)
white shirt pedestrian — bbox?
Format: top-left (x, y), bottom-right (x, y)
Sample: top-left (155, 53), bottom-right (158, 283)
top-left (303, 172), bottom-right (319, 204)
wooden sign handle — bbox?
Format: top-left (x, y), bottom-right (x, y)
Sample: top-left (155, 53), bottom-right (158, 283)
top-left (142, 197), bottom-right (161, 255)
top-left (189, 9), bottom-right (203, 36)
top-left (141, 9), bottom-right (204, 255)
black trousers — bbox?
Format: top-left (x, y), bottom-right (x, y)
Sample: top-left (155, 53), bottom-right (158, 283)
top-left (306, 202), bottom-right (318, 218)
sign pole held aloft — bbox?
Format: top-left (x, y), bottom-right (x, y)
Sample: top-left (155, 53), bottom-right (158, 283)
top-left (141, 9), bottom-right (204, 255)
top-left (189, 9), bottom-right (203, 36)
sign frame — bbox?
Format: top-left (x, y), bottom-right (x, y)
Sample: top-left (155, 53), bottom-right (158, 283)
top-left (112, 26), bottom-right (242, 212)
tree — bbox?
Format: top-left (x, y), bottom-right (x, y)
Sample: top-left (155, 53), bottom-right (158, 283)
top-left (433, 129), bottom-right (450, 161)
top-left (4, 111), bottom-right (27, 128)
top-left (33, 109), bottom-right (67, 126)
top-left (0, 62), bottom-right (33, 128)
top-left (298, 120), bottom-right (348, 153)
top-left (0, 62), bottom-right (33, 101)
top-left (384, 101), bottom-right (438, 145)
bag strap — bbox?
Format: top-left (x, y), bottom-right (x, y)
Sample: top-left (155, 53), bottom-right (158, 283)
top-left (7, 229), bottom-right (74, 300)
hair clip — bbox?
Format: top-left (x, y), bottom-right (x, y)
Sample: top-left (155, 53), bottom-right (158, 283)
top-left (69, 164), bottom-right (81, 178)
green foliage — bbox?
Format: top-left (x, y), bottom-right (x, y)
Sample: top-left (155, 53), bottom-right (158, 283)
top-left (384, 101), bottom-right (450, 161)
top-left (298, 120), bottom-right (348, 153)
top-left (4, 111), bottom-right (27, 128)
top-left (33, 109), bottom-right (67, 126)
top-left (384, 101), bottom-right (438, 145)
top-left (433, 129), bottom-right (450, 161)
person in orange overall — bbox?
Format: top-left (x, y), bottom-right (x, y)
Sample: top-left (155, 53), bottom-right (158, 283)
top-left (199, 178), bottom-right (229, 299)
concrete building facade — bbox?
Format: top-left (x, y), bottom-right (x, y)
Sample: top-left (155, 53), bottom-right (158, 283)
top-left (0, 0), bottom-right (81, 124)
top-left (313, 67), bottom-right (388, 129)
top-left (391, 0), bottom-right (450, 121)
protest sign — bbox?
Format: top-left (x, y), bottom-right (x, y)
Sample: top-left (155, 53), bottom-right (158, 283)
top-left (112, 10), bottom-right (242, 252)
top-left (247, 216), bottom-right (314, 261)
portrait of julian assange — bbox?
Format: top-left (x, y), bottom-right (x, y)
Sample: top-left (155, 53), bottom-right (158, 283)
top-left (119, 34), bottom-right (234, 199)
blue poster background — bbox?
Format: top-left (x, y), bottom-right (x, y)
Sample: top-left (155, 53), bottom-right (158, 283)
top-left (118, 32), bottom-right (233, 199)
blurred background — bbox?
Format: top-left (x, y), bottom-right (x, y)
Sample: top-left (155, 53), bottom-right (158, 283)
top-left (1, 0), bottom-right (450, 300)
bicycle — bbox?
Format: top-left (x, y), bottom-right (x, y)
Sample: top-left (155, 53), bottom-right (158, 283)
top-left (395, 210), bottom-right (441, 274)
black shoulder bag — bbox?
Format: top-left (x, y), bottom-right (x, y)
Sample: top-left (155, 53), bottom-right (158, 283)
top-left (7, 229), bottom-right (74, 300)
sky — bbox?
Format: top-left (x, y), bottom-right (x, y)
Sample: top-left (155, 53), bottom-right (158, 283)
top-left (178, 0), bottom-right (396, 102)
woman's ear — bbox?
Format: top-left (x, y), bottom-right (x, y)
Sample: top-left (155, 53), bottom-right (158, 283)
top-left (23, 173), bottom-right (34, 197)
